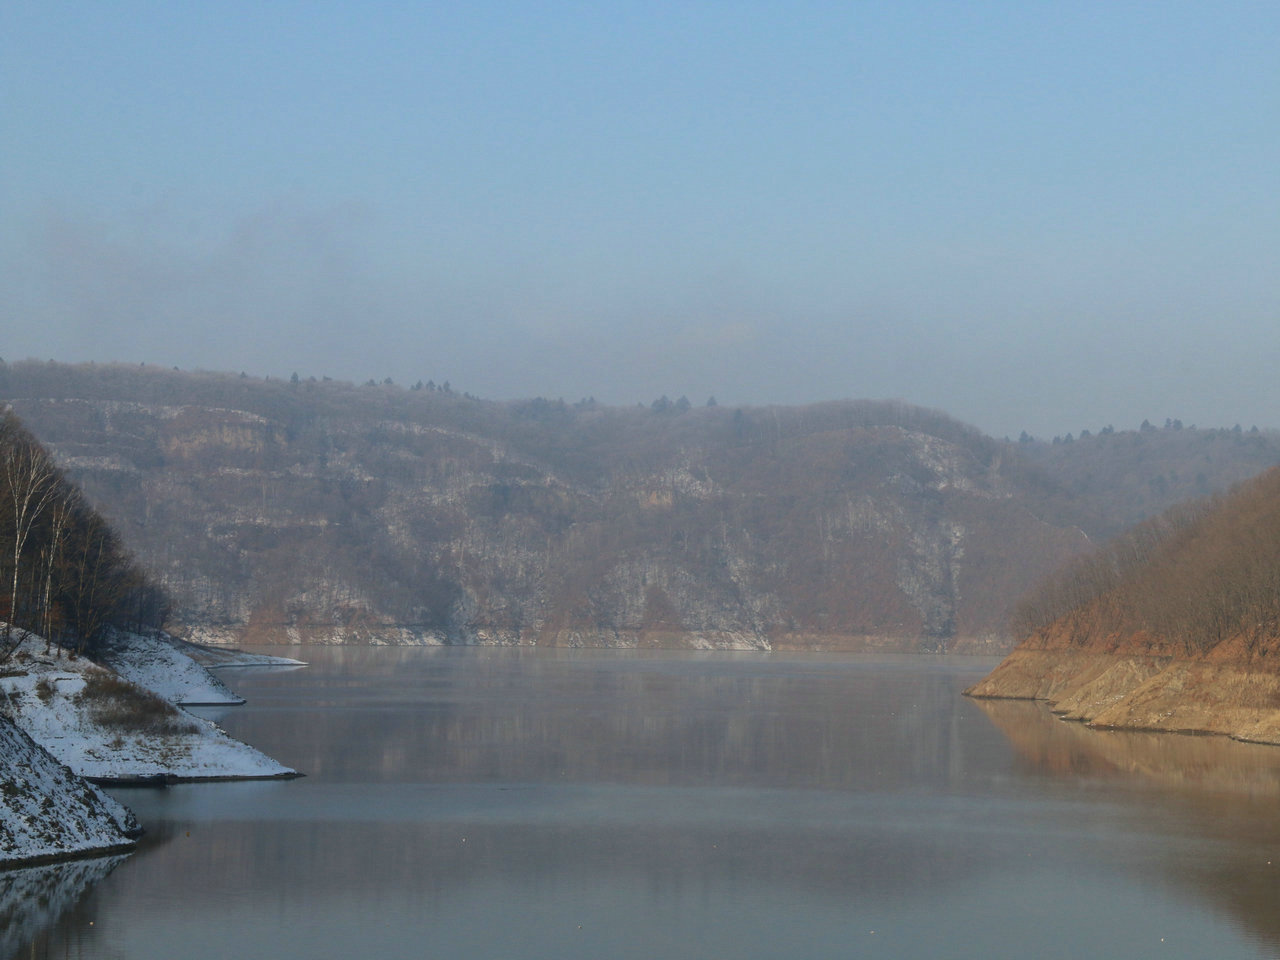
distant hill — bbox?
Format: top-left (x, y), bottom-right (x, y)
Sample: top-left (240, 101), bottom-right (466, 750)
top-left (4, 360), bottom-right (1278, 653)
top-left (1018, 421), bottom-right (1280, 539)
top-left (969, 466), bottom-right (1280, 741)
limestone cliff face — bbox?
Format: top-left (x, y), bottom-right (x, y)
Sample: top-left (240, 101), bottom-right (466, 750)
top-left (3, 364), bottom-right (1098, 650)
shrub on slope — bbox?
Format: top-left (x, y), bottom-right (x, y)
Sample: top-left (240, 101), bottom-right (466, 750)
top-left (1012, 467), bottom-right (1280, 656)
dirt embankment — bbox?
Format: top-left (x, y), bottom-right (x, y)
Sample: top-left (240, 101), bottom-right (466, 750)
top-left (965, 623), bottom-right (1280, 744)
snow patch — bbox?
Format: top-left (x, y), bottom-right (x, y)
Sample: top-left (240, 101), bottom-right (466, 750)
top-left (100, 630), bottom-right (245, 705)
top-left (0, 634), bottom-right (296, 783)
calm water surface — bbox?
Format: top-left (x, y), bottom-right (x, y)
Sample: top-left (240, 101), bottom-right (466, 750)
top-left (13, 647), bottom-right (1280, 959)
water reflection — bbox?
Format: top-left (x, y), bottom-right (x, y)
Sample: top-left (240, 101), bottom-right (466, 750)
top-left (0, 855), bottom-right (127, 958)
top-left (208, 648), bottom-right (999, 792)
top-left (974, 697), bottom-right (1280, 948)
top-left (974, 698), bottom-right (1280, 793)
top-left (21, 650), bottom-right (1280, 959)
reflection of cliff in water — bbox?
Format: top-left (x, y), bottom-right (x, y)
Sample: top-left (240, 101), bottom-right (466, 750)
top-left (974, 698), bottom-right (1280, 948)
top-left (100, 655), bottom-right (1011, 912)
top-left (26, 653), bottom-right (1278, 959)
top-left (84, 813), bottom-right (1018, 915)
top-left (0, 855), bottom-right (126, 959)
top-left (219, 649), bottom-right (994, 791)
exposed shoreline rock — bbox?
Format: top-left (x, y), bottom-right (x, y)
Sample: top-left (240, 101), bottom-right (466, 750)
top-left (969, 466), bottom-right (1280, 745)
top-left (965, 643), bottom-right (1280, 745)
top-left (0, 840), bottom-right (138, 871)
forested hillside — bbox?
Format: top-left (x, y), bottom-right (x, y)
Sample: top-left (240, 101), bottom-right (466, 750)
top-left (4, 360), bottom-right (1278, 652)
top-left (1009, 466), bottom-right (1280, 656)
top-left (969, 466), bottom-right (1280, 741)
top-left (0, 409), bottom-right (167, 660)
top-left (1019, 421), bottom-right (1280, 539)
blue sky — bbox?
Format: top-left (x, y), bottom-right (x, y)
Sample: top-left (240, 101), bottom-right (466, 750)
top-left (2, 1), bottom-right (1277, 438)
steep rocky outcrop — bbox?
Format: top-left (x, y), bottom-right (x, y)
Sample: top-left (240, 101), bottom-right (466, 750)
top-left (0, 362), bottom-right (1112, 652)
top-left (13, 362), bottom-right (1273, 653)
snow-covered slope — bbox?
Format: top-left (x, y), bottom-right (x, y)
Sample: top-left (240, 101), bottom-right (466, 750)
top-left (1, 629), bottom-right (299, 869)
top-left (0, 715), bottom-right (138, 867)
top-left (0, 635), bottom-right (296, 782)
top-left (100, 630), bottom-right (246, 705)
top-left (179, 641), bottom-right (306, 670)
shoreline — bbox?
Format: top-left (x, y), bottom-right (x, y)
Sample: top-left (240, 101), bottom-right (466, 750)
top-left (1, 630), bottom-right (302, 869)
top-left (0, 842), bottom-right (138, 873)
top-left (965, 646), bottom-right (1280, 745)
top-left (181, 625), bottom-right (1018, 655)
top-left (90, 770), bottom-right (304, 787)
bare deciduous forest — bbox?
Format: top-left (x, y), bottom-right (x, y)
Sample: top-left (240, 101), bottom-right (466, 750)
top-left (1013, 465), bottom-right (1280, 655)
top-left (0, 410), bottom-right (167, 661)
top-left (4, 360), bottom-right (1279, 651)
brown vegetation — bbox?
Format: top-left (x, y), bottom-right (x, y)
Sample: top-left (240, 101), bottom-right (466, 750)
top-left (6, 360), bottom-right (1280, 651)
top-left (972, 467), bottom-right (1280, 741)
top-left (74, 668), bottom-right (198, 736)
top-left (1011, 468), bottom-right (1280, 656)
top-left (1, 361), bottom-right (1105, 651)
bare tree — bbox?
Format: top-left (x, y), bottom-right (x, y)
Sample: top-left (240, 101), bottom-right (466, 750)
top-left (1, 412), bottom-right (61, 660)
top-left (38, 487), bottom-right (78, 655)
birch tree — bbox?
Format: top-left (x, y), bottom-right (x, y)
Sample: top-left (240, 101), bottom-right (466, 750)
top-left (1, 412), bottom-right (61, 660)
top-left (38, 487), bottom-right (78, 655)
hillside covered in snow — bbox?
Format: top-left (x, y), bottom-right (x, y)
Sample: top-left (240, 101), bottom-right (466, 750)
top-left (1, 629), bottom-right (298, 869)
top-left (1, 632), bottom-right (297, 784)
top-left (0, 715), bottom-right (138, 867)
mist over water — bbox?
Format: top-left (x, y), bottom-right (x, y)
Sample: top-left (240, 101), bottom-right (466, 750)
top-left (13, 648), bottom-right (1280, 959)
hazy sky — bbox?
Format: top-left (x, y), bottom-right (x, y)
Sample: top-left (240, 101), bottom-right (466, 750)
top-left (3, 2), bottom-right (1277, 439)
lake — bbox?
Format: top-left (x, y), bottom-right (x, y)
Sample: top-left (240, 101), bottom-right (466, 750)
top-left (10, 647), bottom-right (1280, 959)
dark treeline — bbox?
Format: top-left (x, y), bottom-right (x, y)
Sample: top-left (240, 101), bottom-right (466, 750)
top-left (0, 410), bottom-right (167, 660)
top-left (1012, 466), bottom-right (1280, 655)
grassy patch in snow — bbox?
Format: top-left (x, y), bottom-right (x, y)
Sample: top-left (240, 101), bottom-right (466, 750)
top-left (74, 670), bottom-right (200, 736)
top-left (34, 679), bottom-right (55, 704)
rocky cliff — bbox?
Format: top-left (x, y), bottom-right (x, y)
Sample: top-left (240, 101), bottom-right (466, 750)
top-left (6, 361), bottom-right (1267, 653)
